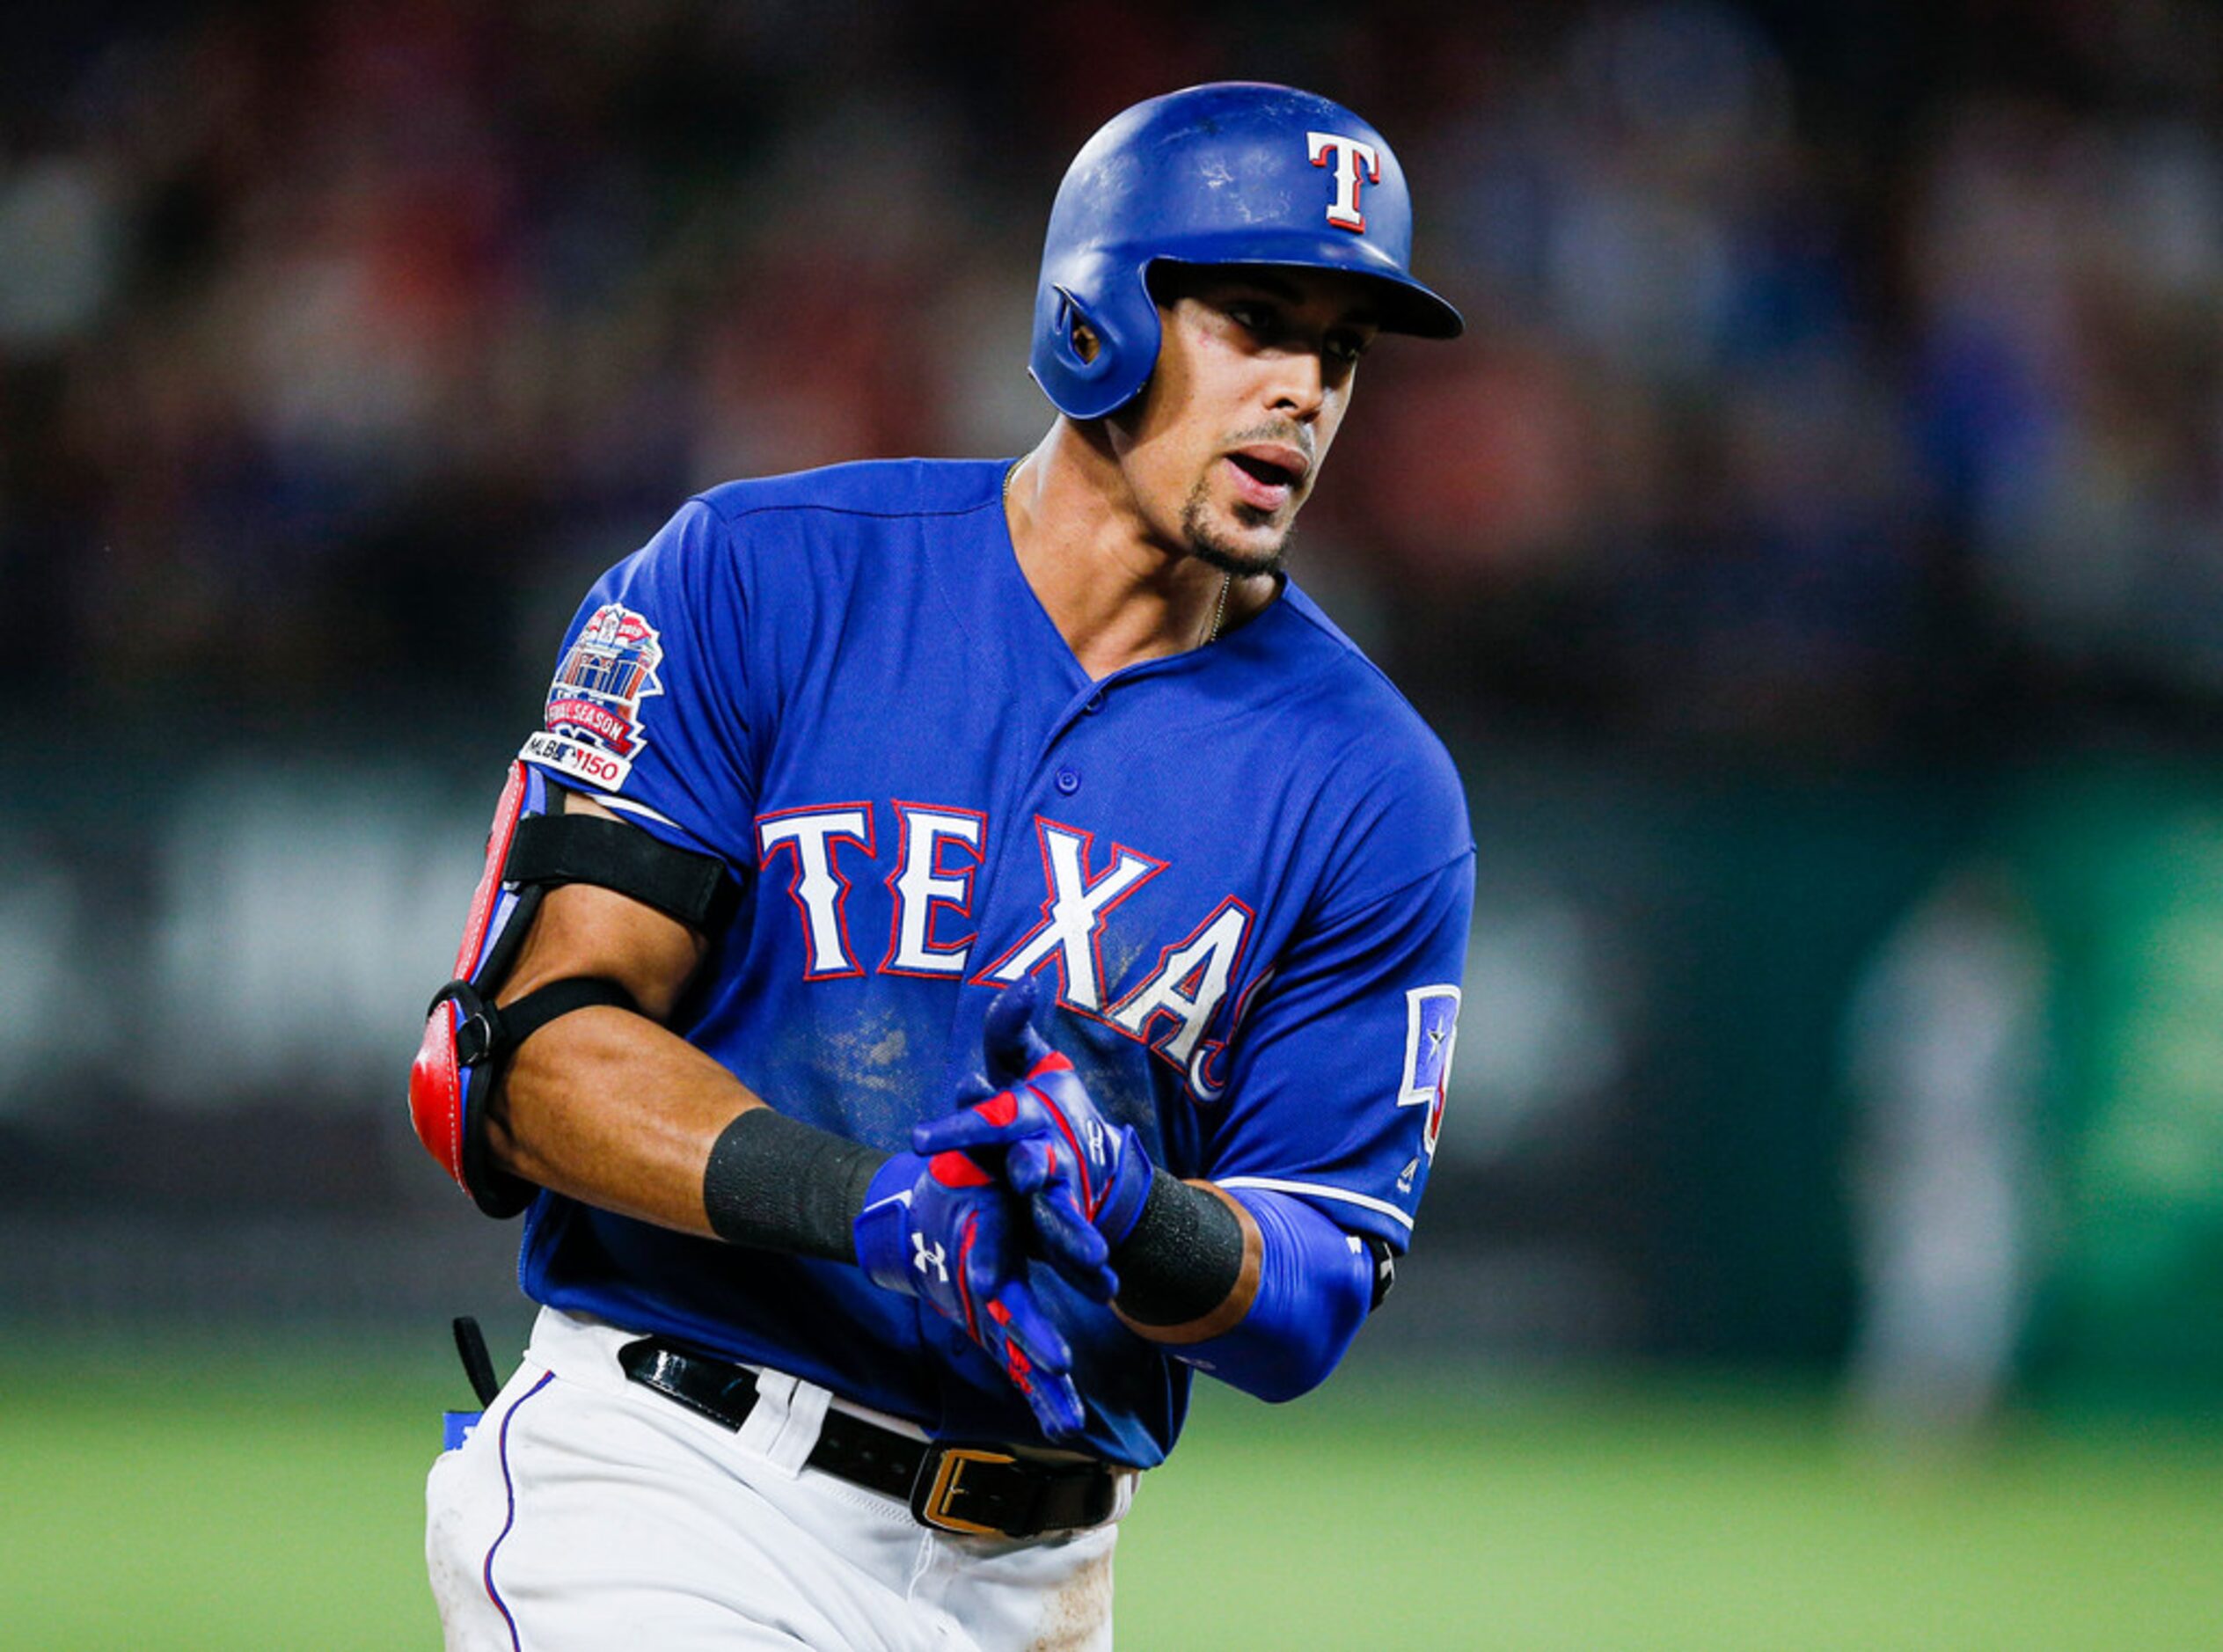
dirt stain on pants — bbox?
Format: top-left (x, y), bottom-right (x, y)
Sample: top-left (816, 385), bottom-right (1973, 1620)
top-left (1027, 1544), bottom-right (1115, 1652)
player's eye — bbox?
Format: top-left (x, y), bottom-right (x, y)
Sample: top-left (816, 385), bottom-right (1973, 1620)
top-left (1325, 333), bottom-right (1371, 367)
top-left (1222, 301), bottom-right (1270, 334)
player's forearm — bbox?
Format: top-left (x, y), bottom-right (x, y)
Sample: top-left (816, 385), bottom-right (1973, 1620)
top-left (1119, 1181), bottom-right (1379, 1402)
top-left (489, 1001), bottom-right (890, 1260)
top-left (480, 859), bottom-right (784, 1239)
top-left (487, 1004), bottom-right (771, 1238)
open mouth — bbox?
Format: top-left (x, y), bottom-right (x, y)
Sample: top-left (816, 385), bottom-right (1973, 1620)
top-left (1229, 452), bottom-right (1298, 489)
top-left (1224, 445), bottom-right (1308, 512)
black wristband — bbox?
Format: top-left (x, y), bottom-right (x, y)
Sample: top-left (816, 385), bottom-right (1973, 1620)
top-left (702, 1108), bottom-right (888, 1263)
top-left (1107, 1167), bottom-right (1247, 1327)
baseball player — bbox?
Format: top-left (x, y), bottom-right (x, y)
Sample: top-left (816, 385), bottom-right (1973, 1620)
top-left (412, 82), bottom-right (1473, 1650)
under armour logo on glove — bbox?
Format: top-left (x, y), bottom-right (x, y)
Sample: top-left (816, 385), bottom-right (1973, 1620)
top-left (853, 1149), bottom-right (1086, 1440)
top-left (911, 1233), bottom-right (947, 1284)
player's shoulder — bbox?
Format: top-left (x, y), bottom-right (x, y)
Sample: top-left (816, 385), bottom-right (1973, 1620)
top-left (1272, 581), bottom-right (1467, 815)
top-left (690, 457), bottom-right (1005, 530)
top-left (599, 460), bottom-right (1008, 677)
top-left (620, 457), bottom-right (1005, 612)
top-left (1247, 581), bottom-right (1473, 911)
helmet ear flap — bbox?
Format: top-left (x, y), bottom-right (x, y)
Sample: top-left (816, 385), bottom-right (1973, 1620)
top-left (1031, 266), bottom-right (1161, 420)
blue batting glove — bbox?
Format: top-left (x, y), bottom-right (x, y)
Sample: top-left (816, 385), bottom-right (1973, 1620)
top-left (853, 1151), bottom-right (1085, 1439)
top-left (913, 981), bottom-right (1154, 1304)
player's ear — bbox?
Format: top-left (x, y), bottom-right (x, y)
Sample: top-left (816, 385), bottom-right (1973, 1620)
top-left (1070, 318), bottom-right (1101, 364)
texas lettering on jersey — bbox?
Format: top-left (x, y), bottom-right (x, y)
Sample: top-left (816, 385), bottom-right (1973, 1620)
top-left (756, 801), bottom-right (1252, 1097)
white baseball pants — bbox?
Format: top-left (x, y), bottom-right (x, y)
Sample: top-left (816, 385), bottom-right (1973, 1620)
top-left (427, 1308), bottom-right (1124, 1651)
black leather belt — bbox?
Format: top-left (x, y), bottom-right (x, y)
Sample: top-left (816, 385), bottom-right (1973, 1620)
top-left (615, 1338), bottom-right (1123, 1539)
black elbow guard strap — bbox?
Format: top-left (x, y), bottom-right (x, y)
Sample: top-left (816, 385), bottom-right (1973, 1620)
top-left (429, 975), bottom-right (642, 1071)
top-left (503, 810), bottom-right (736, 931)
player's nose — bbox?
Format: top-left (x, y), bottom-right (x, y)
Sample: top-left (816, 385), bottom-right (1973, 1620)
top-left (1267, 348), bottom-right (1327, 423)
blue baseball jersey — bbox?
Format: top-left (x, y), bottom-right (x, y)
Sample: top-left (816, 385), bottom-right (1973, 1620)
top-left (515, 457), bottom-right (1473, 1466)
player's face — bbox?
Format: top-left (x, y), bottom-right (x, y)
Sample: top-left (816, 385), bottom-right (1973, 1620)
top-left (1111, 266), bottom-right (1379, 577)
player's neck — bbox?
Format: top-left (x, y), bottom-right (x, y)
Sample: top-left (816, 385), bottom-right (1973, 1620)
top-left (1005, 426), bottom-right (1251, 681)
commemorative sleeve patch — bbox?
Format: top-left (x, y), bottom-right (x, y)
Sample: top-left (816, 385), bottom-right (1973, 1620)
top-left (521, 603), bottom-right (665, 792)
top-left (1399, 984), bottom-right (1460, 1159)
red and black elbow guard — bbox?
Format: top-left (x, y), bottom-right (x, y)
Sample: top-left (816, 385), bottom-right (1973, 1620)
top-left (407, 761), bottom-right (733, 1217)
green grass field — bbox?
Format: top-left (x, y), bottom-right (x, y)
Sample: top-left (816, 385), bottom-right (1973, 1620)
top-left (2, 1343), bottom-right (2216, 1649)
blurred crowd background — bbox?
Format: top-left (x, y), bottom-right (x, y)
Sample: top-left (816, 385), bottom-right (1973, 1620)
top-left (4, 0), bottom-right (2220, 1435)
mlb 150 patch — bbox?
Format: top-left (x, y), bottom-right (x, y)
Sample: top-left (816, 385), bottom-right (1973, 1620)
top-left (523, 603), bottom-right (665, 790)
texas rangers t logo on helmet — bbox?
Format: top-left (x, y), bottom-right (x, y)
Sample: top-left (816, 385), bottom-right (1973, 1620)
top-left (1307, 130), bottom-right (1381, 231)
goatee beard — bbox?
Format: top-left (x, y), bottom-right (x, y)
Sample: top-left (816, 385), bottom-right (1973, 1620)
top-left (1180, 480), bottom-right (1289, 579)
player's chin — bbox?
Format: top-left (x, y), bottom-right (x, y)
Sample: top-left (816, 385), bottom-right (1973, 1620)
top-left (1188, 500), bottom-right (1295, 578)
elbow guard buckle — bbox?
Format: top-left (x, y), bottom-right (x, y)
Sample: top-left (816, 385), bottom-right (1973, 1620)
top-left (428, 975), bottom-right (640, 1073)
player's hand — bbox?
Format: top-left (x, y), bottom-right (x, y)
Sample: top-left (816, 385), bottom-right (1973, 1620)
top-left (913, 980), bottom-right (1154, 1304)
top-left (853, 1150), bottom-right (1086, 1439)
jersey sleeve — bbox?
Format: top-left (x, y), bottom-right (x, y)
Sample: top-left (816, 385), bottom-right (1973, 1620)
top-left (519, 500), bottom-right (760, 869)
top-left (1201, 849), bottom-right (1476, 1252)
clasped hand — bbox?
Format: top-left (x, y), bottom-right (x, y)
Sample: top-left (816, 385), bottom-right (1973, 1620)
top-left (855, 980), bottom-right (1156, 1441)
top-left (915, 978), bottom-right (1154, 1305)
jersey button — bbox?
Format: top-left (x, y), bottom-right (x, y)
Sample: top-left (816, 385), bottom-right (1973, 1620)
top-left (1055, 767), bottom-right (1081, 795)
top-left (1083, 692), bottom-right (1104, 715)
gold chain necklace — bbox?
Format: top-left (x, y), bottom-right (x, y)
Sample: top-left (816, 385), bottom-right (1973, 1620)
top-left (1205, 571), bottom-right (1231, 645)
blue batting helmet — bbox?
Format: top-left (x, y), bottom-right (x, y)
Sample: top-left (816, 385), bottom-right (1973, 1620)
top-left (1028, 82), bottom-right (1463, 421)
